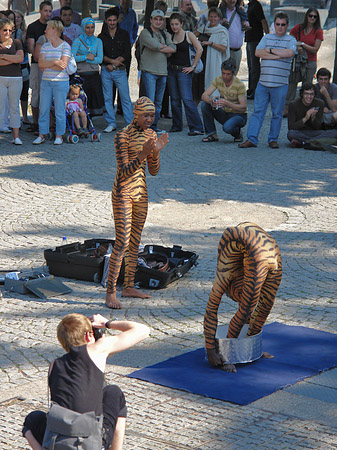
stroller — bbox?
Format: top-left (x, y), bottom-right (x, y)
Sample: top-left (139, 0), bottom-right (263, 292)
top-left (65, 75), bottom-right (102, 144)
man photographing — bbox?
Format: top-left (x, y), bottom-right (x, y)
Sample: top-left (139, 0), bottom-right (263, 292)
top-left (23, 313), bottom-right (150, 450)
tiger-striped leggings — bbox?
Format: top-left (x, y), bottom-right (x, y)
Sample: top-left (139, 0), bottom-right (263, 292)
top-left (106, 189), bottom-right (148, 293)
top-left (204, 223), bottom-right (282, 349)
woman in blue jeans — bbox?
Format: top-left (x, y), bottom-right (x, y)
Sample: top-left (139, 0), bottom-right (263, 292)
top-left (33, 19), bottom-right (71, 145)
top-left (168, 13), bottom-right (204, 135)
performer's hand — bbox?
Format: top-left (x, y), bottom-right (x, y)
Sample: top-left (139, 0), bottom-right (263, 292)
top-left (154, 132), bottom-right (169, 154)
top-left (143, 138), bottom-right (156, 156)
top-left (207, 348), bottom-right (225, 368)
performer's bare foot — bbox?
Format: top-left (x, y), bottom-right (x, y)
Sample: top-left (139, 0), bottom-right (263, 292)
top-left (105, 292), bottom-right (122, 309)
top-left (222, 363), bottom-right (237, 373)
top-left (122, 287), bottom-right (151, 299)
top-left (262, 352), bottom-right (274, 359)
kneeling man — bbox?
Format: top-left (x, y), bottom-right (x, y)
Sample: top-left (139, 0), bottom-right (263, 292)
top-left (201, 59), bottom-right (247, 143)
top-left (288, 83), bottom-right (337, 147)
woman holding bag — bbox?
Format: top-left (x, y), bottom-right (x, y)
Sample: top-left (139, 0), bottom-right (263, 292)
top-left (195, 7), bottom-right (230, 91)
top-left (167, 13), bottom-right (204, 135)
top-left (283, 8), bottom-right (323, 117)
top-left (72, 17), bottom-right (104, 116)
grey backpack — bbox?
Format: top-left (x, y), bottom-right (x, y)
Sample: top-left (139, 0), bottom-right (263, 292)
top-left (42, 403), bottom-right (103, 450)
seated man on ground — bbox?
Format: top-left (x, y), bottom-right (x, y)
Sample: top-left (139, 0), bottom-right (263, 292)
top-left (288, 83), bottom-right (337, 147)
top-left (314, 67), bottom-right (337, 128)
top-left (204, 222), bottom-right (282, 372)
top-left (201, 58), bottom-right (247, 143)
top-left (22, 313), bottom-right (150, 450)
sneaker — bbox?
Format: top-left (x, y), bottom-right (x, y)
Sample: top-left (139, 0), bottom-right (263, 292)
top-left (233, 134), bottom-right (243, 143)
top-left (54, 137), bottom-right (63, 145)
top-left (104, 125), bottom-right (116, 133)
top-left (0, 127), bottom-right (11, 133)
top-left (188, 130), bottom-right (204, 136)
top-left (77, 127), bottom-right (85, 136)
top-left (13, 137), bottom-right (23, 145)
top-left (82, 127), bottom-right (89, 134)
top-left (32, 136), bottom-right (45, 145)
top-left (154, 128), bottom-right (166, 134)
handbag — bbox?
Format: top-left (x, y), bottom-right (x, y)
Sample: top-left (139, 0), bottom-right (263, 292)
top-left (66, 54), bottom-right (77, 75)
top-left (289, 28), bottom-right (308, 83)
top-left (186, 32), bottom-right (203, 74)
top-left (42, 403), bottom-right (103, 450)
top-left (76, 38), bottom-right (99, 73)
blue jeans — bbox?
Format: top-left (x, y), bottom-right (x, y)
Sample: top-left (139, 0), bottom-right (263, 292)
top-left (141, 71), bottom-right (167, 130)
top-left (101, 67), bottom-right (133, 127)
top-left (39, 79), bottom-right (69, 136)
top-left (201, 102), bottom-right (247, 138)
top-left (247, 82), bottom-right (288, 145)
top-left (167, 67), bottom-right (204, 132)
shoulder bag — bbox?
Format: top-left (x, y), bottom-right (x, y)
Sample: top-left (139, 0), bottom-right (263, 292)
top-left (186, 31), bottom-right (203, 74)
top-left (76, 38), bottom-right (99, 73)
top-left (289, 27), bottom-right (308, 83)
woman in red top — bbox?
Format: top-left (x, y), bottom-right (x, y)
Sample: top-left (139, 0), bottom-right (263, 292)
top-left (284, 8), bottom-right (323, 113)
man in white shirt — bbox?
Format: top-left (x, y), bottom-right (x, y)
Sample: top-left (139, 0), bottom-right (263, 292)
top-left (60, 6), bottom-right (81, 46)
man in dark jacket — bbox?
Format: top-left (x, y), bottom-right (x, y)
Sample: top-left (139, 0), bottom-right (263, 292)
top-left (98, 7), bottom-right (133, 133)
top-left (287, 83), bottom-right (337, 147)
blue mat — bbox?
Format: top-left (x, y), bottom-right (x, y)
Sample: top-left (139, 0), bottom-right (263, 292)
top-left (128, 323), bottom-right (337, 405)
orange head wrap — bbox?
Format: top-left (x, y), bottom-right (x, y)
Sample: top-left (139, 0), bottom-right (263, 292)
top-left (133, 96), bottom-right (155, 122)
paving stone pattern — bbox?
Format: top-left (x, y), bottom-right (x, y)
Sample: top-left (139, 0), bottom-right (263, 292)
top-left (0, 96), bottom-right (337, 449)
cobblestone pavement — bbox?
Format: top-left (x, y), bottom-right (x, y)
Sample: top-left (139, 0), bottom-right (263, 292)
top-left (1, 81), bottom-right (337, 448)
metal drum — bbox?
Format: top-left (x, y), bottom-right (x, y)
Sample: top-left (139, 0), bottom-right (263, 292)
top-left (215, 324), bottom-right (262, 364)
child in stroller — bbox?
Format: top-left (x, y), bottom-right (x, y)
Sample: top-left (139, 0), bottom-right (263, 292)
top-left (66, 84), bottom-right (89, 136)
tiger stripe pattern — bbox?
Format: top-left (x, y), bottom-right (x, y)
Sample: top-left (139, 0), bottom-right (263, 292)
top-left (204, 222), bottom-right (282, 349)
top-left (106, 97), bottom-right (160, 294)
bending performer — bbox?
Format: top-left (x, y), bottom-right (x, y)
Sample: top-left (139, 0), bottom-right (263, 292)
top-left (106, 97), bottom-right (168, 309)
top-left (204, 222), bottom-right (282, 372)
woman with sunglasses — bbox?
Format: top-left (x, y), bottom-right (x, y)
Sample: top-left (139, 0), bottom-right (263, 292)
top-left (0, 17), bottom-right (24, 144)
top-left (283, 8), bottom-right (323, 116)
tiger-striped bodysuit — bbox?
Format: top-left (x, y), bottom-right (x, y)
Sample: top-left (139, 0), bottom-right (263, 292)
top-left (106, 102), bottom-right (160, 294)
top-left (204, 222), bottom-right (282, 349)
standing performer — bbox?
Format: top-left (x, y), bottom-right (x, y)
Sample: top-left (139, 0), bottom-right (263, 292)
top-left (106, 97), bottom-right (169, 309)
top-left (204, 222), bottom-right (282, 372)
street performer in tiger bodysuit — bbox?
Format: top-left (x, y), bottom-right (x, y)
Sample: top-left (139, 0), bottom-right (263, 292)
top-left (204, 222), bottom-right (282, 372)
top-left (106, 97), bottom-right (169, 309)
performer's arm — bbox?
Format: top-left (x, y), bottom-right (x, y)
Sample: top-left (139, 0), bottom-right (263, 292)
top-left (115, 132), bottom-right (155, 178)
top-left (147, 132), bottom-right (168, 176)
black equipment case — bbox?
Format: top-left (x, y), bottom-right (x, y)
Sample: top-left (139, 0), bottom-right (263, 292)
top-left (44, 240), bottom-right (198, 288)
top-left (132, 244), bottom-right (199, 289)
top-left (44, 239), bottom-right (115, 283)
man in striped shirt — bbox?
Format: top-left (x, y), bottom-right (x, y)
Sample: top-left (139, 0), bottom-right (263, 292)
top-left (239, 12), bottom-right (296, 149)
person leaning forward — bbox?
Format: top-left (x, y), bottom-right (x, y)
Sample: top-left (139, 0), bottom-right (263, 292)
top-left (201, 58), bottom-right (247, 143)
top-left (23, 313), bottom-right (150, 450)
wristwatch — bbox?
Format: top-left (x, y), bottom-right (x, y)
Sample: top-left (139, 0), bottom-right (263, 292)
top-left (301, 42), bottom-right (305, 47)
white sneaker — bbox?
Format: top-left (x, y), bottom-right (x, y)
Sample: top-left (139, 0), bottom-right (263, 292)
top-left (104, 125), bottom-right (116, 133)
top-left (0, 127), bottom-right (11, 133)
top-left (54, 137), bottom-right (63, 145)
top-left (13, 137), bottom-right (23, 145)
top-left (33, 136), bottom-right (45, 145)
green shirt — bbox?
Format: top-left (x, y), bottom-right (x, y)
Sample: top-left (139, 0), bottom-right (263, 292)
top-left (211, 76), bottom-right (246, 113)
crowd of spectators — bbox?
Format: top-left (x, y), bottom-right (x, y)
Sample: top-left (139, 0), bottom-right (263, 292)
top-left (0, 0), bottom-right (336, 148)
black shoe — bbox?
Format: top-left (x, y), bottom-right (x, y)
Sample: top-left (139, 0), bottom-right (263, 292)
top-left (160, 113), bottom-right (172, 119)
top-left (188, 130), bottom-right (204, 136)
top-left (247, 94), bottom-right (255, 100)
top-left (233, 134), bottom-right (243, 143)
top-left (169, 128), bottom-right (182, 132)
top-left (116, 109), bottom-right (123, 115)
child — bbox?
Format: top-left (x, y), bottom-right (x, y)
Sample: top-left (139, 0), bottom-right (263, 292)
top-left (66, 84), bottom-right (88, 136)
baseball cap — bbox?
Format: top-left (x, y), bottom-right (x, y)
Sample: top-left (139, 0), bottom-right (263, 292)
top-left (151, 9), bottom-right (165, 18)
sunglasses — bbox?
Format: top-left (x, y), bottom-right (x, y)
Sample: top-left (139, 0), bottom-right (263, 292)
top-left (308, 14), bottom-right (318, 18)
top-left (275, 23), bottom-right (287, 26)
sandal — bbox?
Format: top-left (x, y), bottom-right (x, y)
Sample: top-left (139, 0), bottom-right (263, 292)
top-left (202, 135), bottom-right (219, 143)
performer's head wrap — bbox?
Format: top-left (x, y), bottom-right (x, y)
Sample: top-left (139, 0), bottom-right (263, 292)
top-left (133, 97), bottom-right (155, 123)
